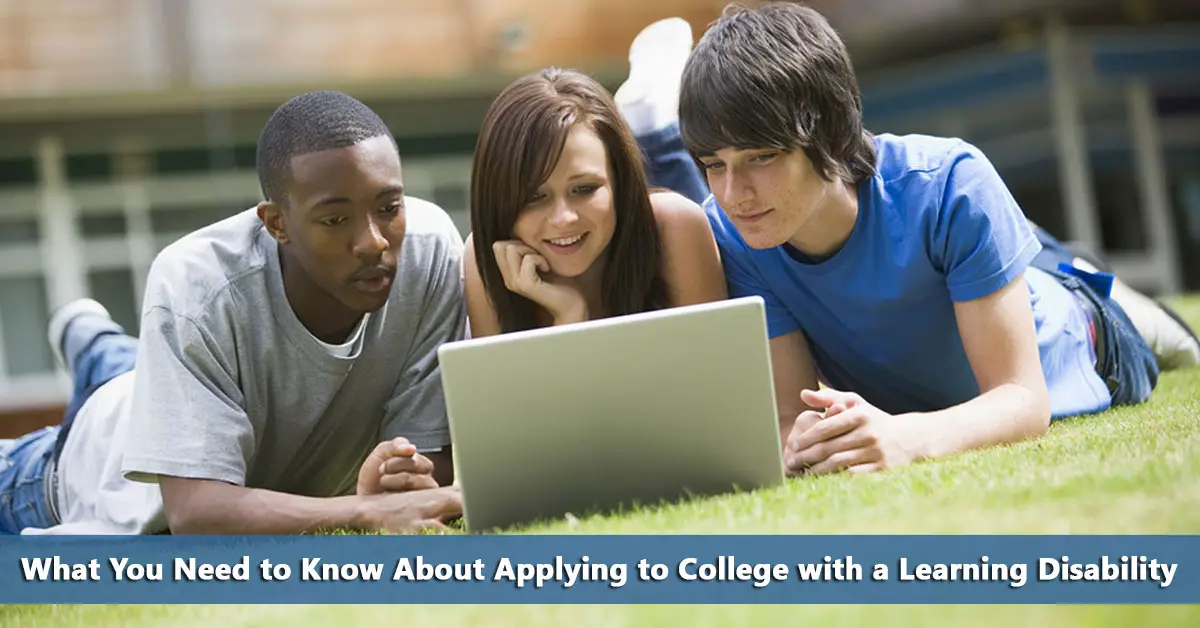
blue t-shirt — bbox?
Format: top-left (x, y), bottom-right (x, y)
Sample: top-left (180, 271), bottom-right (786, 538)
top-left (706, 134), bottom-right (1110, 419)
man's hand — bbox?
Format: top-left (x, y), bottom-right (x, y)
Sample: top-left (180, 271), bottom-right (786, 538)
top-left (359, 486), bottom-right (463, 534)
top-left (784, 388), bottom-right (918, 476)
top-left (357, 438), bottom-right (439, 495)
top-left (781, 395), bottom-right (847, 477)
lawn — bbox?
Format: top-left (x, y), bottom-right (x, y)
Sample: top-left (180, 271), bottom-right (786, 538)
top-left (4, 296), bottom-right (1198, 628)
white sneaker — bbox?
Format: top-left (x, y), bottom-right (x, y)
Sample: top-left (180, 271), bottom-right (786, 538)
top-left (1152, 298), bottom-right (1200, 370)
top-left (614, 17), bottom-right (694, 136)
top-left (47, 298), bottom-right (111, 373)
top-left (1074, 258), bottom-right (1200, 371)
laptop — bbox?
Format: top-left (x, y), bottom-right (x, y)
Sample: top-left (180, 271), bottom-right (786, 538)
top-left (437, 296), bottom-right (785, 533)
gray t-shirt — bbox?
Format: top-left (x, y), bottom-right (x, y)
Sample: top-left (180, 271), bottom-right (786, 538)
top-left (24, 197), bottom-right (466, 535)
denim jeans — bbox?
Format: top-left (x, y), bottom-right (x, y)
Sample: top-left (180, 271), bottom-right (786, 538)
top-left (0, 314), bottom-right (138, 534)
top-left (633, 125), bottom-right (1158, 409)
top-left (636, 122), bottom-right (712, 206)
top-left (1028, 225), bottom-right (1159, 407)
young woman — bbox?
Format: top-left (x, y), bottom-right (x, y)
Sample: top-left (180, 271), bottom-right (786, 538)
top-left (463, 67), bottom-right (727, 336)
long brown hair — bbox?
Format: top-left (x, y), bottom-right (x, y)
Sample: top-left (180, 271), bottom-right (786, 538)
top-left (470, 67), bottom-right (667, 333)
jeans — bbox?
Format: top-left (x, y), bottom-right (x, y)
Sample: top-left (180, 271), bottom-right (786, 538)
top-left (636, 122), bottom-right (712, 206)
top-left (1028, 225), bottom-right (1160, 407)
top-left (633, 125), bottom-right (1158, 408)
top-left (0, 313), bottom-right (138, 534)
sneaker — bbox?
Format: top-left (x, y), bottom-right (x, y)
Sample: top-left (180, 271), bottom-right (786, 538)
top-left (1152, 298), bottom-right (1200, 371)
top-left (47, 298), bottom-right (111, 373)
top-left (1072, 257), bottom-right (1199, 370)
top-left (1106, 280), bottom-right (1199, 371)
top-left (614, 17), bottom-right (694, 136)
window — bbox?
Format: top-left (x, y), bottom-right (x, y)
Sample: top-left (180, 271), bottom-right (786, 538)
top-left (78, 212), bottom-right (128, 237)
top-left (0, 217), bottom-right (38, 244)
top-left (149, 204), bottom-right (241, 235)
top-left (67, 152), bottom-right (113, 183)
top-left (0, 156), bottom-right (36, 188)
top-left (433, 182), bottom-right (471, 236)
top-left (0, 275), bottom-right (52, 377)
top-left (1090, 148), bottom-right (1147, 253)
top-left (998, 157), bottom-right (1069, 240)
top-left (87, 269), bottom-right (140, 336)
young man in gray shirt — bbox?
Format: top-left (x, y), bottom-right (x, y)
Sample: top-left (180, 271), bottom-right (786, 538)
top-left (1, 91), bottom-right (465, 535)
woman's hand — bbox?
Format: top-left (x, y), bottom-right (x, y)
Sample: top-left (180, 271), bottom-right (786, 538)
top-left (492, 240), bottom-right (589, 325)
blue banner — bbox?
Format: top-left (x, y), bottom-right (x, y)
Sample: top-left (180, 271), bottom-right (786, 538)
top-left (1, 535), bottom-right (1196, 604)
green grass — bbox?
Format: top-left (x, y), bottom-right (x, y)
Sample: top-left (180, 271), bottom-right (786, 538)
top-left (2, 603), bottom-right (1198, 628)
top-left (6, 297), bottom-right (1199, 627)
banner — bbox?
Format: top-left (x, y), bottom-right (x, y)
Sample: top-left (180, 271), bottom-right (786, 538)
top-left (1, 535), bottom-right (1196, 604)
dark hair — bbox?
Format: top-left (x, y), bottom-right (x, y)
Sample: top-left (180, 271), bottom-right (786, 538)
top-left (679, 2), bottom-right (876, 184)
top-left (470, 68), bottom-right (667, 333)
top-left (256, 90), bottom-right (396, 204)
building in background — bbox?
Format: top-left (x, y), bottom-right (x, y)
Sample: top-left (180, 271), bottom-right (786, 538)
top-left (1, 0), bottom-right (1198, 432)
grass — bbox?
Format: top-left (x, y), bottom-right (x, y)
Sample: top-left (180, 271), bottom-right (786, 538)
top-left (4, 296), bottom-right (1199, 627)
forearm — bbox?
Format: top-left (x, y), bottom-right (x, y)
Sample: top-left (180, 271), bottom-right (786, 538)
top-left (904, 382), bottom-right (1050, 461)
top-left (162, 479), bottom-right (376, 535)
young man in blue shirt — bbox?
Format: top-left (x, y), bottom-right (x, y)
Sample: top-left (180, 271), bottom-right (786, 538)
top-left (615, 5), bottom-right (1199, 476)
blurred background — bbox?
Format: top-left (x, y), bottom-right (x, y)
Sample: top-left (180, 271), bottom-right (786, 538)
top-left (1, 0), bottom-right (1198, 434)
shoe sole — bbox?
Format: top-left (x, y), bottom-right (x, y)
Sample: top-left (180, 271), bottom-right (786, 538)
top-left (47, 298), bottom-right (111, 372)
top-left (1154, 298), bottom-right (1200, 368)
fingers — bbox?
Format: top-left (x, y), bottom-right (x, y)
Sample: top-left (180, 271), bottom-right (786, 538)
top-left (495, 242), bottom-right (524, 290)
top-left (800, 388), bottom-right (861, 412)
top-left (805, 446), bottom-right (881, 476)
top-left (377, 449), bottom-right (437, 493)
top-left (785, 409), bottom-right (825, 453)
top-left (380, 472), bottom-right (440, 492)
top-left (529, 252), bottom-right (549, 273)
top-left (788, 426), bottom-right (878, 472)
top-left (372, 487), bottom-right (463, 534)
top-left (492, 241), bottom-right (516, 288)
top-left (423, 519), bottom-right (451, 531)
top-left (505, 243), bottom-right (526, 284)
top-left (846, 463), bottom-right (884, 475)
top-left (788, 408), bottom-right (867, 453)
top-left (381, 451), bottom-right (433, 476)
top-left (518, 252), bottom-right (542, 288)
top-left (493, 240), bottom-right (549, 295)
top-left (358, 437), bottom-right (417, 495)
top-left (364, 438), bottom-right (414, 471)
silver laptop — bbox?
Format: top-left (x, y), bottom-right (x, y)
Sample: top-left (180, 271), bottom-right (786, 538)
top-left (437, 296), bottom-right (784, 533)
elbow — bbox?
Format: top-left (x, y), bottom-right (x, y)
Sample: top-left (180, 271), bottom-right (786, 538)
top-left (159, 478), bottom-right (229, 535)
top-left (163, 506), bottom-right (201, 535)
top-left (1024, 384), bottom-right (1052, 439)
top-left (163, 500), bottom-right (219, 535)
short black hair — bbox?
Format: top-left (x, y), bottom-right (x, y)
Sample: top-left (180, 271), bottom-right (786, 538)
top-left (256, 90), bottom-right (395, 204)
top-left (679, 2), bottom-right (876, 185)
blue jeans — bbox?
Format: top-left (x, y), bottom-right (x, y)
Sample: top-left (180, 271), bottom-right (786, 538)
top-left (636, 122), bottom-right (711, 206)
top-left (1028, 225), bottom-right (1159, 407)
top-left (0, 314), bottom-right (138, 534)
top-left (633, 125), bottom-right (1159, 409)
